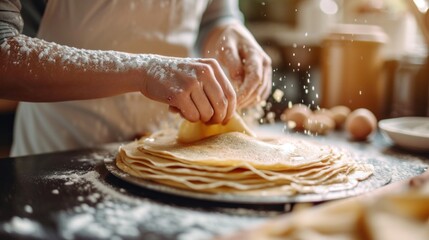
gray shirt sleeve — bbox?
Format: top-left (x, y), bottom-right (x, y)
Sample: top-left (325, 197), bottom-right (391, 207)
top-left (196, 0), bottom-right (244, 55)
top-left (0, 0), bottom-right (23, 44)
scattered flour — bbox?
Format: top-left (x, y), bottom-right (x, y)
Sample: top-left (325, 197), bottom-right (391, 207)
top-left (38, 169), bottom-right (269, 240)
top-left (2, 217), bottom-right (45, 238)
top-left (24, 205), bottom-right (33, 214)
top-left (77, 152), bottom-right (110, 166)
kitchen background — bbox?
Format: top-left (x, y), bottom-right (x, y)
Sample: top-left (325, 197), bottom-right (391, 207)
top-left (1, 0), bottom-right (428, 157)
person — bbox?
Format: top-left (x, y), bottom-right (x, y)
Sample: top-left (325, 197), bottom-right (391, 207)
top-left (0, 0), bottom-right (272, 156)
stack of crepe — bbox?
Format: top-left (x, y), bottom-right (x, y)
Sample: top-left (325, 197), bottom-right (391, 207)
top-left (116, 115), bottom-right (373, 196)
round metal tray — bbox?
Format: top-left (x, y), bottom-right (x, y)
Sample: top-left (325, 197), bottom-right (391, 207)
top-left (105, 157), bottom-right (391, 205)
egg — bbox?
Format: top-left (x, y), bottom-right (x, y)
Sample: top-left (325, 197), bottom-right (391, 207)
top-left (345, 108), bottom-right (377, 141)
top-left (314, 108), bottom-right (334, 119)
top-left (304, 114), bottom-right (335, 135)
top-left (330, 105), bottom-right (351, 129)
top-left (281, 104), bottom-right (311, 130)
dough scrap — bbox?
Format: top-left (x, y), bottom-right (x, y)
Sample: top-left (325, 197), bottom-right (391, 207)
top-left (177, 113), bottom-right (255, 143)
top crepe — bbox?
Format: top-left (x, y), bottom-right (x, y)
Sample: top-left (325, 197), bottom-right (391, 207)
top-left (140, 131), bottom-right (333, 170)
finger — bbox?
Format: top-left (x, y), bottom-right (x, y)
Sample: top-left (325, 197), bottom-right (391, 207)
top-left (168, 106), bottom-right (180, 113)
top-left (239, 66), bottom-right (271, 109)
top-left (220, 79), bottom-right (237, 124)
top-left (259, 59), bottom-right (273, 101)
top-left (237, 50), bottom-right (264, 107)
top-left (239, 91), bottom-right (259, 109)
top-left (203, 59), bottom-right (237, 124)
top-left (217, 42), bottom-right (244, 83)
top-left (240, 53), bottom-right (272, 108)
top-left (203, 59), bottom-right (235, 124)
top-left (190, 86), bottom-right (214, 123)
top-left (243, 56), bottom-right (272, 108)
top-left (175, 96), bottom-right (200, 122)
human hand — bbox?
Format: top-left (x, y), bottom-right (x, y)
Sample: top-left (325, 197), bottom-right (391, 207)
top-left (140, 56), bottom-right (236, 124)
top-left (203, 23), bottom-right (272, 108)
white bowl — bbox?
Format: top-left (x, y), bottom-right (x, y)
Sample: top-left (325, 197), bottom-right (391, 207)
top-left (378, 117), bottom-right (429, 152)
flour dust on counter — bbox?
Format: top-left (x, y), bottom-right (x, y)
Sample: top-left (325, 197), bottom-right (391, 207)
top-left (1, 145), bottom-right (269, 240)
top-left (40, 167), bottom-right (268, 240)
top-left (1, 216), bottom-right (46, 239)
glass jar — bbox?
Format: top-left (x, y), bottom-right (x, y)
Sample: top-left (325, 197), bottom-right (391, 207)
top-left (391, 54), bottom-right (429, 117)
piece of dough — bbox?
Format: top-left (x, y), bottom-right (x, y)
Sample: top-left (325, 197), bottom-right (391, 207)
top-left (177, 113), bottom-right (256, 143)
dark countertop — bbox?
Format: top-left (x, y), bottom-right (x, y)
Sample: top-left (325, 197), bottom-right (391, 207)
top-left (0, 124), bottom-right (428, 240)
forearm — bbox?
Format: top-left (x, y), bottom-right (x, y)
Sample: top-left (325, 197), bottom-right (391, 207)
top-left (0, 35), bottom-right (143, 102)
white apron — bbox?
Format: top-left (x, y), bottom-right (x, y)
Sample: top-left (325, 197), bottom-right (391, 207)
top-left (11, 0), bottom-right (209, 156)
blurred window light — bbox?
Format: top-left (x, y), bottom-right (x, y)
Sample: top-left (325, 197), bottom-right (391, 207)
top-left (320, 0), bottom-right (338, 15)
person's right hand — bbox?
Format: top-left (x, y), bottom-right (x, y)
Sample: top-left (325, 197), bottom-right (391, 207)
top-left (140, 56), bottom-right (236, 124)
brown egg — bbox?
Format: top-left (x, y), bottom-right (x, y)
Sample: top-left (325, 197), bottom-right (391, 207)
top-left (304, 114), bottom-right (335, 135)
top-left (345, 108), bottom-right (377, 141)
top-left (314, 108), bottom-right (334, 119)
top-left (330, 105), bottom-right (351, 129)
top-left (281, 104), bottom-right (311, 130)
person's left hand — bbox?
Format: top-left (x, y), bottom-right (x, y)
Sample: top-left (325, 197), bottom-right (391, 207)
top-left (203, 23), bottom-right (272, 108)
